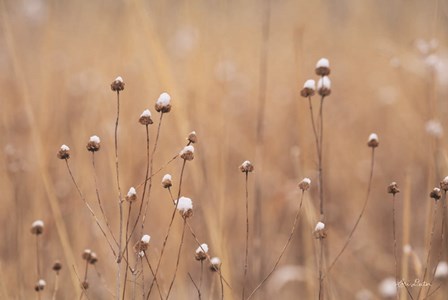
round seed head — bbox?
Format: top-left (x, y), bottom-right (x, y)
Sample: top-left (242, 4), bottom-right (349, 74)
top-left (86, 135), bottom-right (101, 152)
top-left (139, 109), bottom-right (153, 125)
top-left (161, 174), bottom-right (172, 188)
top-left (52, 260), bottom-right (62, 272)
top-left (435, 261), bottom-right (448, 279)
top-left (180, 145), bottom-right (194, 161)
top-left (81, 280), bottom-right (89, 290)
top-left (195, 243), bottom-right (209, 261)
top-left (430, 187), bottom-right (442, 201)
top-left (31, 220), bottom-right (44, 235)
top-left (82, 249), bottom-right (92, 261)
top-left (314, 221), bottom-right (327, 239)
top-left (209, 257), bottom-right (222, 272)
top-left (387, 182), bottom-right (400, 195)
top-left (126, 187), bottom-right (137, 202)
top-left (367, 133), bottom-right (379, 148)
top-left (88, 252), bottom-right (98, 265)
top-left (298, 178), bottom-right (311, 191)
top-left (57, 144), bottom-right (70, 160)
top-left (187, 131), bottom-right (198, 144)
top-left (34, 279), bottom-right (46, 291)
top-left (155, 92), bottom-right (172, 113)
top-left (315, 58), bottom-right (331, 76)
top-left (300, 79), bottom-right (316, 97)
top-left (111, 76), bottom-right (124, 92)
top-left (176, 197), bottom-right (193, 218)
top-left (440, 176), bottom-right (448, 191)
top-left (317, 76), bottom-right (331, 96)
top-left (239, 160), bottom-right (254, 173)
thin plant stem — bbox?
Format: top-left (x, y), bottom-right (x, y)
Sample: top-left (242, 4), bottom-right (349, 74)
top-left (307, 96), bottom-right (320, 155)
top-left (143, 254), bottom-right (164, 300)
top-left (242, 171), bottom-right (250, 300)
top-left (122, 203), bottom-right (133, 300)
top-left (188, 272), bottom-right (202, 300)
top-left (318, 238), bottom-right (324, 300)
top-left (324, 147), bottom-right (376, 277)
top-left (64, 159), bottom-right (117, 256)
top-left (35, 235), bottom-right (41, 300)
top-left (51, 271), bottom-right (60, 300)
top-left (73, 265), bottom-right (91, 300)
top-left (417, 201), bottom-right (439, 300)
top-left (220, 271), bottom-right (224, 300)
top-left (165, 219), bottom-right (187, 300)
top-left (199, 261), bottom-right (203, 294)
top-left (393, 194), bottom-right (399, 299)
top-left (148, 159), bottom-right (187, 296)
top-left (91, 152), bottom-right (118, 245)
top-left (114, 90), bottom-right (124, 300)
top-left (246, 190), bottom-right (306, 300)
top-left (136, 154), bottom-right (179, 190)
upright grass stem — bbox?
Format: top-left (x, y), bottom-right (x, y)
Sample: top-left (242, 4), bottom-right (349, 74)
top-left (165, 219), bottom-right (187, 300)
top-left (393, 194), bottom-right (399, 299)
top-left (242, 171), bottom-right (250, 300)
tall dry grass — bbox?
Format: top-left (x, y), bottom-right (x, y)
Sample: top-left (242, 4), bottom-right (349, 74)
top-left (1, 0), bottom-right (448, 299)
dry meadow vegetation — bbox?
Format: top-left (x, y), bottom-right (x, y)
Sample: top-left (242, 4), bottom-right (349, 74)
top-left (1, 0), bottom-right (448, 299)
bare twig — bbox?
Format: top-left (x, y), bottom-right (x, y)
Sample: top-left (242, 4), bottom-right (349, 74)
top-left (242, 171), bottom-right (250, 300)
top-left (188, 272), bottom-right (202, 300)
top-left (165, 219), bottom-right (187, 300)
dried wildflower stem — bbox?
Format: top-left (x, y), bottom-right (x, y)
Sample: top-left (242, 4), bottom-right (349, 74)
top-left (324, 148), bottom-right (376, 277)
top-left (148, 159), bottom-right (187, 296)
top-left (307, 96), bottom-right (321, 155)
top-left (64, 159), bottom-right (117, 255)
top-left (417, 201), bottom-right (439, 300)
top-left (392, 194), bottom-right (399, 299)
top-left (242, 171), bottom-right (250, 300)
top-left (122, 203), bottom-right (133, 300)
top-left (143, 254), bottom-right (164, 300)
top-left (91, 153), bottom-right (118, 245)
top-left (35, 235), bottom-right (41, 300)
top-left (141, 113), bottom-right (165, 231)
top-left (246, 190), bottom-right (306, 300)
top-left (199, 261), bottom-right (204, 292)
top-left (51, 272), bottom-right (60, 300)
top-left (114, 90), bottom-right (124, 300)
top-left (136, 154), bottom-right (179, 190)
top-left (187, 272), bottom-right (202, 300)
top-left (425, 191), bottom-right (447, 298)
top-left (220, 272), bottom-right (224, 300)
top-left (165, 219), bottom-right (187, 300)
top-left (73, 265), bottom-right (91, 300)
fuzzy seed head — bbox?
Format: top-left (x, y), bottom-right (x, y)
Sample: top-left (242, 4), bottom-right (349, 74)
top-left (89, 252), bottom-right (98, 265)
top-left (86, 135), bottom-right (101, 152)
top-left (126, 187), bottom-right (137, 202)
top-left (298, 178), bottom-right (311, 191)
top-left (187, 131), bottom-right (198, 144)
top-left (139, 109), bottom-right (153, 125)
top-left (195, 243), bottom-right (209, 261)
top-left (367, 133), bottom-right (379, 148)
top-left (315, 58), bottom-right (331, 76)
top-left (155, 92), bottom-right (172, 113)
top-left (430, 187), bottom-right (442, 201)
top-left (52, 260), bottom-right (62, 272)
top-left (176, 196), bottom-right (193, 218)
top-left (300, 79), bottom-right (316, 97)
top-left (141, 234), bottom-right (151, 244)
top-left (57, 144), bottom-right (70, 160)
top-left (81, 280), bottom-right (89, 290)
top-left (82, 249), bottom-right (92, 261)
top-left (317, 76), bottom-right (331, 96)
top-left (403, 244), bottom-right (412, 254)
top-left (111, 76), bottom-right (124, 92)
top-left (387, 182), bottom-right (400, 195)
top-left (435, 261), bottom-right (448, 279)
top-left (134, 234), bottom-right (151, 252)
top-left (162, 174), bottom-right (172, 188)
top-left (240, 160), bottom-right (254, 173)
top-left (440, 176), bottom-right (448, 191)
top-left (35, 279), bottom-right (46, 291)
top-left (314, 221), bottom-right (327, 239)
top-left (31, 220), bottom-right (44, 235)
top-left (209, 257), bottom-right (222, 272)
top-left (180, 145), bottom-right (195, 161)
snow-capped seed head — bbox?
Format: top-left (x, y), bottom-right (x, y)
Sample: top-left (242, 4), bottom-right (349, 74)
top-left (176, 196), bottom-right (193, 218)
top-left (111, 76), bottom-right (125, 92)
top-left (378, 277), bottom-right (397, 298)
top-left (31, 220), bottom-right (44, 235)
top-left (367, 133), bottom-right (379, 148)
top-left (141, 234), bottom-right (151, 244)
top-left (317, 76), bottom-right (331, 96)
top-left (81, 280), bottom-right (89, 290)
top-left (387, 182), bottom-right (400, 195)
top-left (440, 176), bottom-right (448, 191)
top-left (425, 120), bottom-right (443, 138)
top-left (57, 144), bottom-right (70, 160)
top-left (52, 260), bottom-right (62, 272)
top-left (195, 243), bottom-right (209, 261)
top-left (86, 135), bottom-right (101, 152)
top-left (126, 187), bottom-right (137, 202)
top-left (300, 79), bottom-right (316, 97)
top-left (155, 92), bottom-right (172, 113)
top-left (35, 279), bottom-right (46, 291)
top-left (298, 178), bottom-right (311, 191)
top-left (162, 174), bottom-right (172, 188)
top-left (430, 187), bottom-right (442, 201)
top-left (209, 257), bottom-right (222, 272)
top-left (139, 109), bottom-right (153, 125)
top-left (240, 160), bottom-right (254, 173)
top-left (315, 58), bottom-right (331, 76)
top-left (89, 252), bottom-right (98, 265)
top-left (435, 261), bottom-right (448, 279)
top-left (187, 131), bottom-right (197, 144)
top-left (314, 222), bottom-right (327, 239)
top-left (180, 145), bottom-right (194, 161)
top-left (403, 244), bottom-right (412, 254)
top-left (82, 249), bottom-right (92, 261)
top-left (139, 251), bottom-right (145, 258)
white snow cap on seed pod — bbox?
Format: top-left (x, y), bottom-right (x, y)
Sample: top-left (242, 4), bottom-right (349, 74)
top-left (316, 58), bottom-right (330, 68)
top-left (435, 261), bottom-right (448, 278)
top-left (210, 257), bottom-right (221, 265)
top-left (180, 145), bottom-right (194, 155)
top-left (127, 187), bottom-right (136, 197)
top-left (303, 79), bottom-right (316, 90)
top-left (89, 135), bottom-right (100, 143)
top-left (176, 197), bottom-right (193, 213)
top-left (140, 109), bottom-right (151, 118)
top-left (318, 76), bottom-right (331, 90)
top-left (314, 222), bottom-right (325, 232)
top-left (378, 277), bottom-right (396, 298)
top-left (115, 76), bottom-right (123, 83)
top-left (298, 178), bottom-right (311, 191)
top-left (61, 145), bottom-right (70, 151)
top-left (157, 92), bottom-right (171, 106)
top-left (425, 120), bottom-right (443, 138)
top-left (196, 243), bottom-right (209, 254)
top-left (141, 234), bottom-right (151, 244)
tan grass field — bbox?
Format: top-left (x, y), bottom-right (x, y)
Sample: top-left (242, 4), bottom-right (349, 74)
top-left (1, 0), bottom-right (448, 299)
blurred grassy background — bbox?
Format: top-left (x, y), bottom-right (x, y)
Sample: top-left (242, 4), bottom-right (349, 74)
top-left (1, 0), bottom-right (448, 299)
